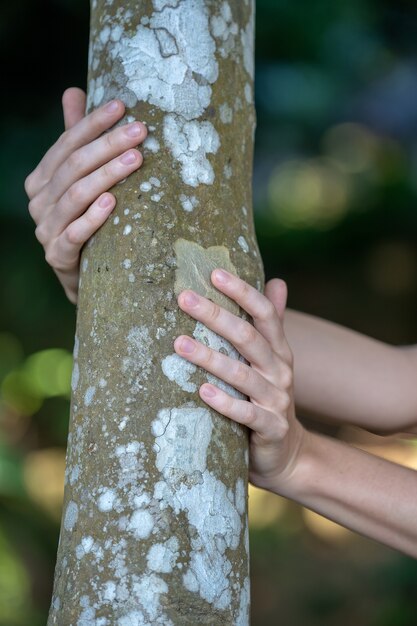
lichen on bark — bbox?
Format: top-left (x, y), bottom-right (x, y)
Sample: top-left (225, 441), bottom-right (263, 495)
top-left (48, 1), bottom-right (263, 624)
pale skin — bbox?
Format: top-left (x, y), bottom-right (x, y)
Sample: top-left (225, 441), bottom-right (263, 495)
top-left (25, 89), bottom-right (417, 558)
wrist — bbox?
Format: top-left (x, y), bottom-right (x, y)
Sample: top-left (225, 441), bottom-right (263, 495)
top-left (269, 426), bottom-right (318, 501)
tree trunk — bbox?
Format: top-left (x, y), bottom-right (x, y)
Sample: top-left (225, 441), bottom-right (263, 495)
top-left (48, 1), bottom-right (263, 624)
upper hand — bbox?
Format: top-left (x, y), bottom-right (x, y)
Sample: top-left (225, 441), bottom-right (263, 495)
top-left (24, 87), bottom-right (147, 304)
top-left (174, 270), bottom-right (307, 493)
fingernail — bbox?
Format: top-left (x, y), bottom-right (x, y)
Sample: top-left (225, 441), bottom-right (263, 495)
top-left (214, 269), bottom-right (229, 284)
top-left (105, 100), bottom-right (119, 113)
top-left (125, 122), bottom-right (142, 138)
top-left (120, 150), bottom-right (137, 165)
top-left (202, 385), bottom-right (216, 398)
top-left (99, 194), bottom-right (113, 208)
top-left (179, 337), bottom-right (195, 353)
top-left (183, 291), bottom-right (199, 307)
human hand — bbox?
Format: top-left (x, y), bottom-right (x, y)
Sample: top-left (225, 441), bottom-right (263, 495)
top-left (174, 270), bottom-right (307, 494)
top-left (24, 87), bottom-right (147, 304)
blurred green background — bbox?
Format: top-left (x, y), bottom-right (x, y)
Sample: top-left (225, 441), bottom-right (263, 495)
top-left (1, 0), bottom-right (417, 624)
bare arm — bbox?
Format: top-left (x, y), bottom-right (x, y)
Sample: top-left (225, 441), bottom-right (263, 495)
top-left (275, 429), bottom-right (417, 558)
top-left (284, 308), bottom-right (417, 435)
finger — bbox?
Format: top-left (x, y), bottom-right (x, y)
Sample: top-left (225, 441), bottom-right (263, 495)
top-left (28, 98), bottom-right (126, 197)
top-left (49, 193), bottom-right (116, 271)
top-left (42, 149), bottom-right (142, 238)
top-left (62, 87), bottom-right (87, 130)
top-left (177, 289), bottom-right (275, 371)
top-left (199, 383), bottom-right (287, 440)
top-left (210, 269), bottom-right (290, 358)
top-left (264, 278), bottom-right (288, 320)
top-left (174, 335), bottom-right (281, 409)
top-left (44, 119), bottom-right (147, 206)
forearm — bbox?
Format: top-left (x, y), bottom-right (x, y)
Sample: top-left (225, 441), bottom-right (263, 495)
top-left (276, 430), bottom-right (417, 558)
top-left (284, 308), bottom-right (417, 434)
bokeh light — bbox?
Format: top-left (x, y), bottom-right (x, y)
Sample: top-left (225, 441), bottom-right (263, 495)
top-left (23, 448), bottom-right (66, 521)
top-left (268, 158), bottom-right (349, 230)
top-left (322, 122), bottom-right (379, 174)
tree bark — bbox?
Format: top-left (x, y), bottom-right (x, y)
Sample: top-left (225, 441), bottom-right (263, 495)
top-left (48, 1), bottom-right (263, 624)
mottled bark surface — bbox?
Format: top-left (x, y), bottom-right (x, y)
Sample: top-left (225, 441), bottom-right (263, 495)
top-left (49, 1), bottom-right (263, 624)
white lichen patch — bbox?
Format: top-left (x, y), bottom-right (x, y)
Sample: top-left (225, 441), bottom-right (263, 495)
top-left (122, 258), bottom-right (132, 269)
top-left (122, 326), bottom-right (153, 392)
top-left (76, 535), bottom-right (101, 560)
top-left (127, 508), bottom-right (154, 539)
top-left (163, 114), bottom-right (220, 187)
top-left (235, 478), bottom-right (246, 516)
top-left (123, 224), bottom-right (132, 235)
top-left (149, 176), bottom-right (161, 187)
top-left (179, 194), bottom-right (199, 212)
top-left (244, 82), bottom-right (252, 103)
top-left (143, 136), bottom-right (160, 153)
top-left (151, 404), bottom-right (245, 611)
top-left (84, 385), bottom-right (96, 406)
top-left (112, 3), bottom-right (218, 120)
top-left (113, 215), bottom-right (120, 225)
top-left (152, 407), bottom-right (212, 479)
top-left (98, 489), bottom-right (117, 512)
top-left (237, 576), bottom-right (251, 626)
top-left (241, 9), bottom-right (254, 79)
top-left (118, 415), bottom-right (129, 431)
top-left (224, 163), bottom-right (233, 179)
top-left (71, 362), bottom-right (80, 391)
top-left (193, 322), bottom-right (245, 400)
top-left (219, 102), bottom-right (233, 124)
top-left (237, 235), bottom-right (249, 253)
top-left (140, 181), bottom-right (152, 192)
top-left (161, 354), bottom-right (197, 392)
top-left (64, 500), bottom-right (78, 531)
top-left (210, 1), bottom-right (238, 58)
top-left (146, 536), bottom-right (179, 573)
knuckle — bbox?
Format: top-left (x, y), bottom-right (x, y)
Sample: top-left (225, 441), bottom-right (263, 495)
top-left (238, 280), bottom-right (250, 301)
top-left (234, 362), bottom-right (250, 385)
top-left (65, 225), bottom-right (83, 246)
top-left (278, 391), bottom-right (291, 413)
top-left (203, 346), bottom-right (215, 369)
top-left (259, 300), bottom-right (276, 323)
top-left (66, 182), bottom-right (84, 205)
top-left (67, 149), bottom-right (85, 173)
top-left (28, 197), bottom-right (40, 220)
top-left (276, 416), bottom-right (289, 438)
top-left (239, 321), bottom-right (256, 345)
top-left (279, 363), bottom-right (293, 390)
top-left (24, 172), bottom-right (35, 197)
top-left (243, 402), bottom-right (256, 426)
top-left (44, 246), bottom-right (58, 269)
top-left (58, 129), bottom-right (71, 148)
top-left (101, 161), bottom-right (113, 180)
top-left (34, 224), bottom-right (47, 245)
top-left (103, 131), bottom-right (114, 151)
top-left (208, 302), bottom-right (221, 324)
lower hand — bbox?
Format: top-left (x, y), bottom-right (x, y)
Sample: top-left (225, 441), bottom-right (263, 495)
top-left (174, 270), bottom-right (307, 493)
top-left (24, 87), bottom-right (147, 304)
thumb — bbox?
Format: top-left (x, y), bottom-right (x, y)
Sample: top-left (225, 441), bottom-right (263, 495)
top-left (62, 87), bottom-right (87, 130)
top-left (264, 278), bottom-right (288, 320)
